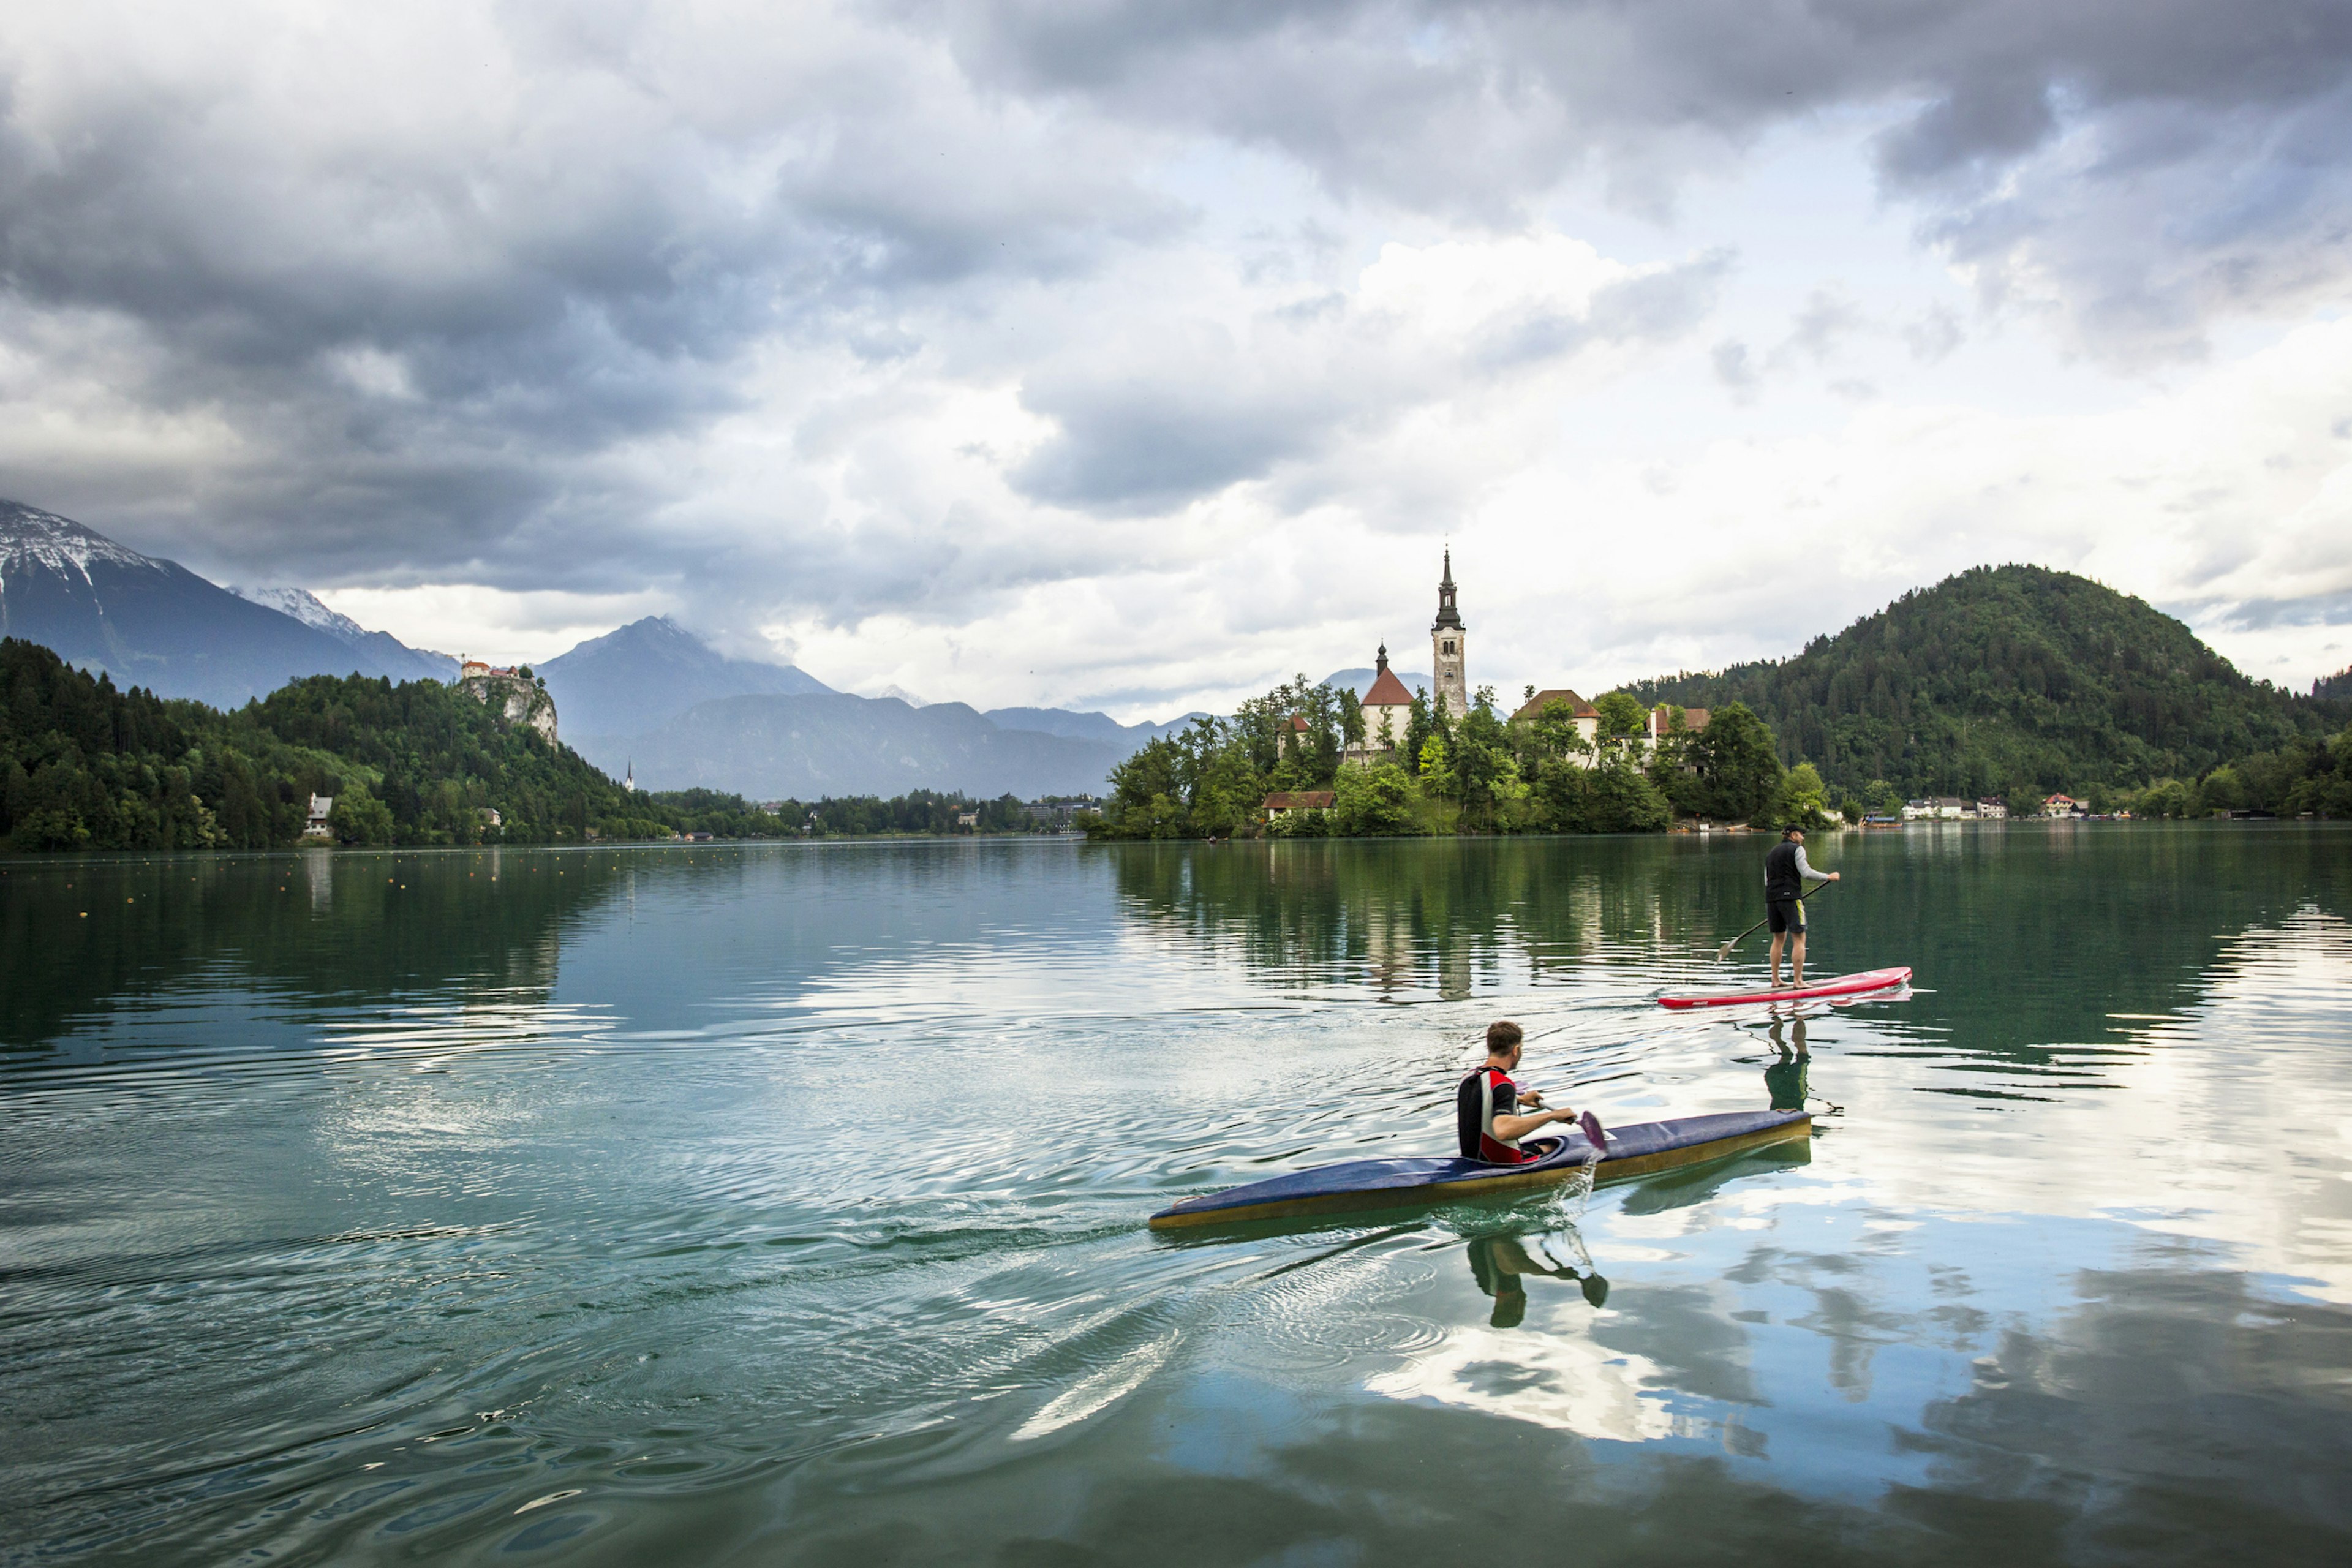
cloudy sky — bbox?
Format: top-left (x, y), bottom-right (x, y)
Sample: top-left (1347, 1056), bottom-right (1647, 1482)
top-left (4, 1), bottom-right (2350, 716)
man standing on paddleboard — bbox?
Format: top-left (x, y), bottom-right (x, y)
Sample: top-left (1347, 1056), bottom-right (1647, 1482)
top-left (1458, 1021), bottom-right (1607, 1163)
top-left (1765, 826), bottom-right (1839, 988)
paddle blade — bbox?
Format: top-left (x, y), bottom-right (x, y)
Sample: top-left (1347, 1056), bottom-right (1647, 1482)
top-left (1579, 1110), bottom-right (1608, 1150)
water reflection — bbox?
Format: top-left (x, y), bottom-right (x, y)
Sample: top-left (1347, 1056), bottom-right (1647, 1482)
top-left (1763, 1017), bottom-right (1808, 1111)
top-left (1467, 1228), bottom-right (1610, 1325)
top-left (3, 827), bottom-right (2350, 1566)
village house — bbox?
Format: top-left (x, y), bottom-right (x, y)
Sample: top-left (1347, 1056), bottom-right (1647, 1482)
top-left (1977, 799), bottom-right (2008, 820)
top-left (1262, 790), bottom-right (1335, 819)
top-left (1512, 688), bottom-right (1600, 750)
top-left (2043, 793), bottom-right (2083, 818)
top-left (302, 794), bottom-right (333, 839)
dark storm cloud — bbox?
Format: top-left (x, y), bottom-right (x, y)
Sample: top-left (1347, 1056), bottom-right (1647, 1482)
top-left (0, 9), bottom-right (1166, 594)
top-left (922, 0), bottom-right (2352, 347)
top-left (1, 0), bottom-right (2348, 633)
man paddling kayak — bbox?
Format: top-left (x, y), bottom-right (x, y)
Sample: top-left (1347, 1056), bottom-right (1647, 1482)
top-left (1765, 826), bottom-right (1839, 988)
top-left (1458, 1021), bottom-right (1606, 1163)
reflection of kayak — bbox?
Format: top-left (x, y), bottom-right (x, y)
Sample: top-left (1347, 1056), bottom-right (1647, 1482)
top-left (1147, 1110), bottom-right (1811, 1231)
top-left (1657, 966), bottom-right (1912, 1009)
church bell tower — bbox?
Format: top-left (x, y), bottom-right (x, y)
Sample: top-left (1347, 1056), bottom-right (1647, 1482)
top-left (1430, 548), bottom-right (1467, 718)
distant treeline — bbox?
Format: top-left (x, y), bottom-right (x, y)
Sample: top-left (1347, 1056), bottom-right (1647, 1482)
top-left (0, 639), bottom-right (1072, 851)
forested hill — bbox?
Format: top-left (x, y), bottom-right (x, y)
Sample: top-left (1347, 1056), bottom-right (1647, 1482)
top-left (1622, 565), bottom-right (2345, 799)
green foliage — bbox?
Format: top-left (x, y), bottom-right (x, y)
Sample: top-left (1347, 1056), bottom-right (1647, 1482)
top-left (1773, 762), bottom-right (1835, 833)
top-left (1621, 565), bottom-right (2344, 798)
top-left (1403, 687), bottom-right (1435, 774)
top-left (1333, 763), bottom-right (1416, 835)
top-left (0, 638), bottom-right (1074, 852)
top-left (1534, 750), bottom-right (1671, 833)
top-left (2121, 726), bottom-right (2352, 818)
top-left (1593, 691), bottom-right (1646, 739)
top-left (1681, 701), bottom-right (1784, 823)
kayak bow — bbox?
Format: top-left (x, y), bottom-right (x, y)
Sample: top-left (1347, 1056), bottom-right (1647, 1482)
top-left (1147, 1109), bottom-right (1811, 1231)
top-left (1657, 966), bottom-right (1912, 1009)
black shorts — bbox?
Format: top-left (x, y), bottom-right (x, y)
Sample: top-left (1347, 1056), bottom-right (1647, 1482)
top-left (1766, 898), bottom-right (1806, 935)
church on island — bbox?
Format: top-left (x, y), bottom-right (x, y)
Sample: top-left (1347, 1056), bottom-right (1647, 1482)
top-left (1338, 551), bottom-right (1705, 768)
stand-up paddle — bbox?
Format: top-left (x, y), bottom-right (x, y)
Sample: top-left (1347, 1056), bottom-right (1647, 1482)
top-left (1716, 879), bottom-right (1830, 960)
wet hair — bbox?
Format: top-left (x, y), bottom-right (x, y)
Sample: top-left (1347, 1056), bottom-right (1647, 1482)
top-left (1485, 1020), bottom-right (1523, 1056)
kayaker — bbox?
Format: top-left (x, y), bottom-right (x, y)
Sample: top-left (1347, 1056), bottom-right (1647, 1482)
top-left (1765, 825), bottom-right (1839, 988)
top-left (1458, 1021), bottom-right (1602, 1163)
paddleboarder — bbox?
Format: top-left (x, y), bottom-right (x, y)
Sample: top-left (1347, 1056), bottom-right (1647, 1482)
top-left (1458, 1021), bottom-right (1605, 1163)
top-left (1765, 826), bottom-right (1839, 989)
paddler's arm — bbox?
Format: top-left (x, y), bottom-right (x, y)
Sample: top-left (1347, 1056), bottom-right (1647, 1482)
top-left (1793, 846), bottom-right (1839, 884)
top-left (1491, 1107), bottom-right (1580, 1140)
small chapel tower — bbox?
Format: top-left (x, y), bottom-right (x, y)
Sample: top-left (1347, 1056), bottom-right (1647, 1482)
top-left (1430, 548), bottom-right (1467, 718)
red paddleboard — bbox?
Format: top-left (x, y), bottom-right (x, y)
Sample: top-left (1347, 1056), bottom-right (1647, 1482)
top-left (1657, 966), bottom-right (1912, 1009)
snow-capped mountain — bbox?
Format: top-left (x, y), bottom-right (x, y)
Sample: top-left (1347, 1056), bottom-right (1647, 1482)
top-left (235, 584), bottom-right (455, 682)
top-left (0, 499), bottom-right (455, 707)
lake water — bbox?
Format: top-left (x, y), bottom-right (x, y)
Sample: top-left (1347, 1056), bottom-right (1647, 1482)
top-left (4, 825), bottom-right (2350, 1566)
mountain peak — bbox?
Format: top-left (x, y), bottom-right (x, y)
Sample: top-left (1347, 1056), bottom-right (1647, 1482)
top-left (235, 584), bottom-right (369, 642)
top-left (0, 499), bottom-right (164, 580)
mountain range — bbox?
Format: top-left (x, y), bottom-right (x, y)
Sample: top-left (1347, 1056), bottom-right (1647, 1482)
top-left (0, 500), bottom-right (454, 709)
top-left (0, 499), bottom-right (1193, 797)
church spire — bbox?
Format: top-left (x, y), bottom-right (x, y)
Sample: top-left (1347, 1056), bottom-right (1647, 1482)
top-left (1432, 546), bottom-right (1463, 631)
top-left (1375, 641), bottom-right (1390, 673)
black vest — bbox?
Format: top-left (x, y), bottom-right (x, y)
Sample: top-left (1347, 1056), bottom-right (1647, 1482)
top-left (1764, 840), bottom-right (1803, 902)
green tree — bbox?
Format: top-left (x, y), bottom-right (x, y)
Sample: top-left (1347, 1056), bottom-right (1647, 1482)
top-left (1689, 701), bottom-right (1784, 823)
top-left (1333, 763), bottom-right (1417, 835)
top-left (1593, 691), bottom-right (1646, 741)
top-left (1773, 761), bottom-right (1834, 832)
top-left (1404, 688), bottom-right (1434, 774)
top-left (328, 785), bottom-right (396, 846)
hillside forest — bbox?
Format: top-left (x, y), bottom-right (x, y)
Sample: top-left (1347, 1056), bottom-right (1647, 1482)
top-left (0, 639), bottom-right (1048, 852)
top-left (1624, 565), bottom-right (2347, 803)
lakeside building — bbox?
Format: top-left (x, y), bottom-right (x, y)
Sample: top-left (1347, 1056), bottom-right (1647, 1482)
top-left (1342, 556), bottom-right (1469, 766)
top-left (1512, 688), bottom-right (1600, 747)
top-left (1431, 548), bottom-right (1467, 718)
top-left (1357, 646), bottom-right (1414, 753)
top-left (303, 794), bottom-right (333, 839)
top-left (1264, 790), bottom-right (1335, 819)
top-left (1977, 799), bottom-right (2008, 820)
top-left (2044, 794), bottom-right (2083, 818)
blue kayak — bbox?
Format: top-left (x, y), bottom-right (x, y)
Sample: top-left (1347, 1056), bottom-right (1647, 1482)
top-left (1148, 1109), bottom-right (1812, 1231)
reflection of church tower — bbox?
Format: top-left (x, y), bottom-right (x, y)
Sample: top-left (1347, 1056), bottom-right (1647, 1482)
top-left (1431, 548), bottom-right (1467, 718)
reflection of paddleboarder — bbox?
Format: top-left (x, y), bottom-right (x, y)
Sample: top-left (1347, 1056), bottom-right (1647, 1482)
top-left (1765, 825), bottom-right (1839, 988)
top-left (1466, 1236), bottom-right (1609, 1328)
top-left (1765, 1019), bottom-right (1809, 1111)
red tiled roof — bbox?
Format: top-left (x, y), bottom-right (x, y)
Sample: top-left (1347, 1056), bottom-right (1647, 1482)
top-left (1263, 791), bottom-right (1336, 810)
top-left (1512, 688), bottom-right (1596, 723)
top-left (1363, 667), bottom-right (1414, 707)
top-left (1287, 713), bottom-right (1310, 730)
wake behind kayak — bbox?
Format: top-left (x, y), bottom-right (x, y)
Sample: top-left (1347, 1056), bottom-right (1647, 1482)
top-left (1657, 966), bottom-right (1912, 1010)
top-left (1148, 1109), bottom-right (1812, 1231)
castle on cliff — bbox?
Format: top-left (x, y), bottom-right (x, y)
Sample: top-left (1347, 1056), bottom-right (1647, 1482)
top-left (456, 658), bottom-right (560, 745)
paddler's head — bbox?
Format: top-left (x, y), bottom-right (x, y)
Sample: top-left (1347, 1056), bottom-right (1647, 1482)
top-left (1485, 1019), bottom-right (1523, 1069)
top-left (1783, 824), bottom-right (1804, 842)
